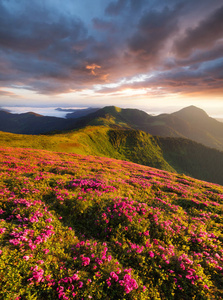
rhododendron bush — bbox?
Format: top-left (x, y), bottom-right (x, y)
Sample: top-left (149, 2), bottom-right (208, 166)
top-left (0, 146), bottom-right (223, 299)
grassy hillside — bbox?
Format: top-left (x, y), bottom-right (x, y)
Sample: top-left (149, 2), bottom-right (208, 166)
top-left (0, 146), bottom-right (223, 299)
top-left (2, 105), bottom-right (223, 151)
top-left (2, 127), bottom-right (223, 185)
top-left (157, 137), bottom-right (223, 185)
top-left (72, 105), bottom-right (223, 151)
top-left (0, 128), bottom-right (174, 173)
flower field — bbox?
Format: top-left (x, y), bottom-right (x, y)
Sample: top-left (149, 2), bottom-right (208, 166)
top-left (0, 146), bottom-right (223, 299)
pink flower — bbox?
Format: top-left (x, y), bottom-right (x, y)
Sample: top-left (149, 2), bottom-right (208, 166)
top-left (28, 266), bottom-right (45, 284)
top-left (37, 260), bottom-right (44, 264)
top-left (110, 272), bottom-right (119, 282)
top-left (23, 255), bottom-right (30, 261)
top-left (81, 256), bottom-right (90, 266)
top-left (148, 251), bottom-right (154, 258)
top-left (0, 228), bottom-right (6, 234)
top-left (107, 255), bottom-right (112, 262)
top-left (45, 218), bottom-right (52, 223)
top-left (43, 248), bottom-right (50, 254)
top-left (106, 278), bottom-right (111, 287)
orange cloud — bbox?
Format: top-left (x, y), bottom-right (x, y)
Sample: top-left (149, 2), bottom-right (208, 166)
top-left (0, 89), bottom-right (23, 98)
top-left (100, 73), bottom-right (109, 82)
top-left (86, 64), bottom-right (101, 75)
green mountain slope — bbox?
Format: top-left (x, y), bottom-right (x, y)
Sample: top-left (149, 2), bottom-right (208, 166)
top-left (72, 105), bottom-right (223, 151)
top-left (1, 105), bottom-right (223, 151)
top-left (157, 137), bottom-right (223, 185)
top-left (0, 127), bottom-right (174, 173)
top-left (1, 125), bottom-right (223, 185)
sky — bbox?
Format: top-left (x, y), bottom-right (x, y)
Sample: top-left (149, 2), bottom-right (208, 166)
top-left (0, 0), bottom-right (223, 117)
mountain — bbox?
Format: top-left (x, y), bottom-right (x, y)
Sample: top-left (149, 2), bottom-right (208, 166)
top-left (0, 110), bottom-right (75, 134)
top-left (157, 136), bottom-right (223, 185)
top-left (2, 125), bottom-right (223, 185)
top-left (75, 105), bottom-right (223, 151)
top-left (65, 107), bottom-right (100, 119)
top-left (1, 105), bottom-right (223, 151)
top-left (143, 105), bottom-right (223, 151)
top-left (1, 146), bottom-right (223, 299)
top-left (83, 105), bottom-right (153, 128)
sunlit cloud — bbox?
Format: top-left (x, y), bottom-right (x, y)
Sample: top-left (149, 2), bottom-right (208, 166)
top-left (86, 64), bottom-right (101, 76)
top-left (0, 0), bottom-right (222, 116)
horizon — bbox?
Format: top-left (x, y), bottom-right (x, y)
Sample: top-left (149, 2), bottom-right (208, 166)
top-left (2, 104), bottom-right (223, 120)
top-left (0, 0), bottom-right (223, 116)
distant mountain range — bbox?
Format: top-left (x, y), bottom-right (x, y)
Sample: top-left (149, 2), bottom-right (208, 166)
top-left (1, 105), bottom-right (223, 151)
top-left (81, 105), bottom-right (223, 151)
top-left (56, 107), bottom-right (100, 118)
top-left (0, 110), bottom-right (73, 134)
top-left (1, 105), bottom-right (223, 185)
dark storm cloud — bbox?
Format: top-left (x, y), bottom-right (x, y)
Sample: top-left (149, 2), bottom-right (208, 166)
top-left (92, 18), bottom-right (116, 33)
top-left (0, 1), bottom-right (88, 54)
top-left (105, 0), bottom-right (128, 16)
top-left (174, 5), bottom-right (223, 57)
top-left (0, 0), bottom-right (105, 93)
top-left (0, 0), bottom-right (223, 97)
top-left (128, 6), bottom-right (179, 66)
top-left (174, 42), bottom-right (223, 68)
top-left (105, 0), bottom-right (146, 15)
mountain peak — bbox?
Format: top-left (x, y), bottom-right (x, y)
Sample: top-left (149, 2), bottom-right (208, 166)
top-left (102, 106), bottom-right (122, 113)
top-left (24, 112), bottom-right (43, 117)
top-left (172, 105), bottom-right (209, 120)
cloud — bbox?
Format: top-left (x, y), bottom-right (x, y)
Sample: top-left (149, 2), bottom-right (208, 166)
top-left (0, 88), bottom-right (23, 98)
top-left (173, 41), bottom-right (223, 68)
top-left (0, 0), bottom-right (102, 93)
top-left (127, 6), bottom-right (179, 67)
top-left (96, 56), bottom-right (223, 96)
top-left (0, 0), bottom-right (223, 101)
top-left (105, 0), bottom-right (146, 15)
top-left (92, 18), bottom-right (116, 33)
top-left (105, 0), bottom-right (128, 16)
top-left (174, 5), bottom-right (223, 58)
top-left (0, 90), bottom-right (16, 97)
top-left (86, 64), bottom-right (101, 76)
top-left (0, 1), bottom-right (88, 54)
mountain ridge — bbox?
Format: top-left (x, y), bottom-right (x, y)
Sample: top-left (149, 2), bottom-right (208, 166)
top-left (1, 124), bottom-right (223, 185)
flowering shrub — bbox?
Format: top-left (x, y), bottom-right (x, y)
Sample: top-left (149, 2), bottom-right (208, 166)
top-left (0, 146), bottom-right (223, 299)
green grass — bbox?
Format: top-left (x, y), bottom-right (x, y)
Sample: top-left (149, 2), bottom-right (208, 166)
top-left (0, 127), bottom-right (174, 173)
top-left (2, 125), bottom-right (223, 185)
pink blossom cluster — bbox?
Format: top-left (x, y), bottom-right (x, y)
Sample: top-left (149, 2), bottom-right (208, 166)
top-left (107, 270), bottom-right (139, 294)
top-left (28, 265), bottom-right (45, 284)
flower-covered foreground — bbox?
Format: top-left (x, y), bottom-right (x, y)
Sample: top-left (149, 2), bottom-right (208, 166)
top-left (0, 146), bottom-right (223, 299)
